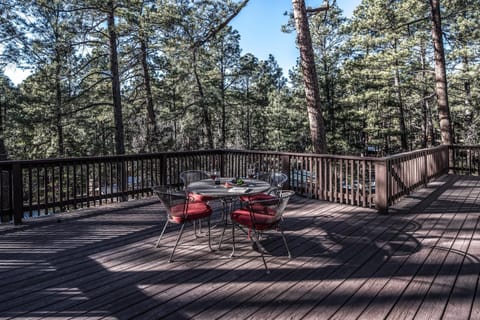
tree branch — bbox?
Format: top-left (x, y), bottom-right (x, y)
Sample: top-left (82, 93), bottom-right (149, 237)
top-left (60, 102), bottom-right (113, 117)
top-left (306, 4), bottom-right (329, 14)
top-left (191, 0), bottom-right (250, 49)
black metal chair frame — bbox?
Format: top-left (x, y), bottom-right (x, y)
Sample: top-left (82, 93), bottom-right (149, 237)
top-left (230, 190), bottom-right (295, 273)
top-left (152, 185), bottom-right (213, 262)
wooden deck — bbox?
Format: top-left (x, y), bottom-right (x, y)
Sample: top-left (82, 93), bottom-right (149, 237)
top-left (1, 174), bottom-right (479, 319)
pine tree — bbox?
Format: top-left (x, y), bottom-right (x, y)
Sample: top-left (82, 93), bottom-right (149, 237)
top-left (292, 0), bottom-right (327, 154)
top-left (429, 0), bottom-right (453, 145)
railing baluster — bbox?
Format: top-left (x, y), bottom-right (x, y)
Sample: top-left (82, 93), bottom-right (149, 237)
top-left (28, 166), bottom-right (33, 216)
top-left (52, 165), bottom-right (56, 213)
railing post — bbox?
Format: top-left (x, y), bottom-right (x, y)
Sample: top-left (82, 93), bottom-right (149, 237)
top-left (280, 155), bottom-right (290, 189)
top-left (448, 145), bottom-right (454, 174)
top-left (467, 147), bottom-right (472, 174)
top-left (219, 151), bottom-right (226, 177)
top-left (12, 163), bottom-right (23, 225)
top-left (375, 159), bottom-right (389, 214)
top-left (120, 158), bottom-right (128, 202)
top-left (317, 157), bottom-right (324, 200)
top-left (423, 150), bottom-right (428, 187)
top-left (159, 154), bottom-right (167, 185)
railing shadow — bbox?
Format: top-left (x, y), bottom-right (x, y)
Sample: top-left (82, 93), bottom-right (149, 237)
top-left (393, 174), bottom-right (480, 215)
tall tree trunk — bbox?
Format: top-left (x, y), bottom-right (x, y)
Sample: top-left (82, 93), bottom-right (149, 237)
top-left (108, 0), bottom-right (125, 155)
top-left (421, 98), bottom-right (428, 148)
top-left (419, 39), bottom-right (436, 147)
top-left (462, 53), bottom-right (474, 144)
top-left (0, 97), bottom-right (7, 160)
top-left (55, 51), bottom-right (65, 157)
top-left (429, 0), bottom-right (453, 145)
top-left (192, 48), bottom-right (214, 149)
top-left (420, 40), bottom-right (428, 148)
top-left (393, 60), bottom-right (408, 151)
top-left (323, 55), bottom-right (334, 135)
top-left (292, 0), bottom-right (327, 154)
top-left (220, 41), bottom-right (226, 149)
top-left (53, 9), bottom-right (64, 157)
top-left (140, 37), bottom-right (159, 152)
top-left (245, 77), bottom-right (251, 149)
top-left (392, 39), bottom-right (408, 151)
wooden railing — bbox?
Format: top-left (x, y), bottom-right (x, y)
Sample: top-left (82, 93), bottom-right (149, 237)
top-left (374, 145), bottom-right (450, 213)
top-left (222, 150), bottom-right (378, 208)
top-left (449, 145), bottom-right (480, 175)
top-left (0, 150), bottom-right (223, 224)
top-left (0, 145), bottom-right (467, 224)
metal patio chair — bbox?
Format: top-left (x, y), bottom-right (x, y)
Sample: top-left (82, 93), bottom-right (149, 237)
top-left (230, 190), bottom-right (295, 273)
top-left (152, 185), bottom-right (213, 262)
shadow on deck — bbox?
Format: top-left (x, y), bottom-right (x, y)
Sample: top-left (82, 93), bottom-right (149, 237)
top-left (0, 174), bottom-right (479, 319)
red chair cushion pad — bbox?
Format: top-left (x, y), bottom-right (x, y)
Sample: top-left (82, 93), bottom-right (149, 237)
top-left (231, 206), bottom-right (278, 230)
top-left (239, 193), bottom-right (277, 203)
top-left (188, 192), bottom-right (215, 202)
top-left (170, 202), bottom-right (212, 223)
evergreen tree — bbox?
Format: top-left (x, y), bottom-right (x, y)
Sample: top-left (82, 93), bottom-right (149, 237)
top-left (0, 74), bottom-right (17, 160)
top-left (292, 0), bottom-right (327, 153)
top-left (443, 0), bottom-right (480, 144)
top-left (308, 2), bottom-right (348, 154)
top-left (2, 0), bottom-right (81, 157)
top-left (1, 0), bottom-right (479, 161)
top-left (429, 0), bottom-right (453, 145)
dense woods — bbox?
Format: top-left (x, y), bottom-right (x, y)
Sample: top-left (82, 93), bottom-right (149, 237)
top-left (0, 0), bottom-right (479, 160)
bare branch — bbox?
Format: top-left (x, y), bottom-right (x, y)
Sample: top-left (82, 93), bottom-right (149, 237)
top-left (191, 0), bottom-right (250, 49)
top-left (306, 4), bottom-right (329, 14)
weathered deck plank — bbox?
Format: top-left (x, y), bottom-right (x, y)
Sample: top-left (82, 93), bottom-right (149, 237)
top-left (240, 211), bottom-right (394, 320)
top-left (1, 174), bottom-right (479, 319)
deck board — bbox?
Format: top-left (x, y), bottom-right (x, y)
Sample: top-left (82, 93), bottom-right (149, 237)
top-left (1, 174), bottom-right (480, 319)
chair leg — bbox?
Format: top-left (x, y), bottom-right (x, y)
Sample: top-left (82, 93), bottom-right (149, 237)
top-left (193, 220), bottom-right (200, 238)
top-left (197, 220), bottom-right (204, 237)
top-left (155, 220), bottom-right (169, 248)
top-left (280, 229), bottom-right (292, 259)
top-left (218, 219), bottom-right (227, 250)
top-left (249, 230), bottom-right (270, 274)
top-left (218, 200), bottom-right (233, 250)
top-left (207, 218), bottom-right (213, 252)
top-left (220, 198), bottom-right (233, 223)
top-left (168, 223), bottom-right (185, 262)
top-left (230, 222), bottom-right (236, 258)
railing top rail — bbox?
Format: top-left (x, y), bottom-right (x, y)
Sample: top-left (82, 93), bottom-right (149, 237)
top-left (225, 149), bottom-right (380, 161)
top-left (0, 149), bottom-right (386, 166)
top-left (381, 145), bottom-right (448, 162)
top-left (0, 149), bottom-right (222, 166)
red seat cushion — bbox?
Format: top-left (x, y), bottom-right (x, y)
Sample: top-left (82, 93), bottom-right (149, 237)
top-left (231, 206), bottom-right (279, 231)
top-left (239, 193), bottom-right (278, 205)
top-left (188, 192), bottom-right (215, 202)
top-left (169, 202), bottom-right (212, 223)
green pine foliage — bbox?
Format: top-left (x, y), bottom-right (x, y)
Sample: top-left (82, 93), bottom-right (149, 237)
top-left (0, 0), bottom-right (479, 159)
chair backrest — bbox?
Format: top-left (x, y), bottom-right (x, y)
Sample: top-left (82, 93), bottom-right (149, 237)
top-left (258, 172), bottom-right (288, 189)
top-left (179, 170), bottom-right (211, 187)
top-left (249, 190), bottom-right (295, 223)
top-left (276, 190), bottom-right (295, 216)
top-left (152, 185), bottom-right (188, 215)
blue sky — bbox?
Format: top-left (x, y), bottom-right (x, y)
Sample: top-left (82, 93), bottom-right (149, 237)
top-left (230, 0), bottom-right (361, 75)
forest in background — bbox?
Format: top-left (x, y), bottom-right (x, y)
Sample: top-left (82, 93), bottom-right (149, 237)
top-left (0, 0), bottom-right (478, 160)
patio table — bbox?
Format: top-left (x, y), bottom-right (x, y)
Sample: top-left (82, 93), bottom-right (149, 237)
top-left (186, 177), bottom-right (271, 199)
top-left (187, 178), bottom-right (271, 249)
